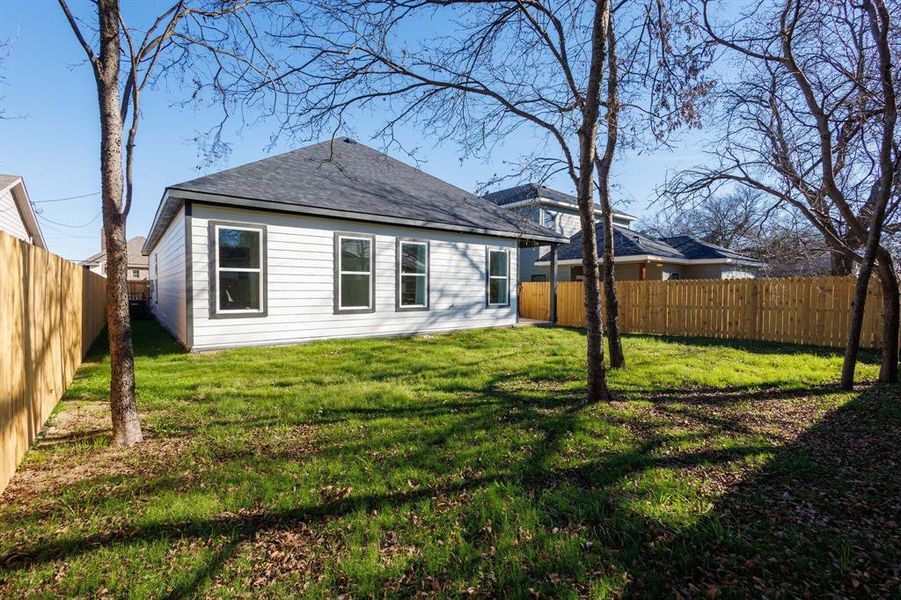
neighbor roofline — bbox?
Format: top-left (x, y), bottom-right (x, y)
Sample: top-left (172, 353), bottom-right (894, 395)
top-left (1, 177), bottom-right (47, 250)
top-left (498, 196), bottom-right (638, 221)
top-left (535, 255), bottom-right (764, 267)
top-left (143, 188), bottom-right (568, 255)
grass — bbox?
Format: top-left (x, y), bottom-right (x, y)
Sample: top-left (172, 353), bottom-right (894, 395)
top-left (0, 321), bottom-right (898, 598)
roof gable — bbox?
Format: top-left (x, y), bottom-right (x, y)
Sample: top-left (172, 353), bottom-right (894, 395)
top-left (81, 236), bottom-right (148, 267)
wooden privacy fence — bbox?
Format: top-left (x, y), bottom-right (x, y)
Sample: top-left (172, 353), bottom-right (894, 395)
top-left (520, 276), bottom-right (888, 349)
top-left (0, 230), bottom-right (107, 494)
top-left (128, 280), bottom-right (149, 301)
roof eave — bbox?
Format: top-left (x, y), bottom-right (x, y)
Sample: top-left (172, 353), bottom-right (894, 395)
top-left (1, 177), bottom-right (48, 250)
top-left (144, 188), bottom-right (568, 254)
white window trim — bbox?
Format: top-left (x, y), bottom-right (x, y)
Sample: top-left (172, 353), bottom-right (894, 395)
top-left (337, 234), bottom-right (375, 312)
top-left (487, 249), bottom-right (511, 307)
top-left (397, 240), bottom-right (429, 310)
top-left (213, 223), bottom-right (265, 316)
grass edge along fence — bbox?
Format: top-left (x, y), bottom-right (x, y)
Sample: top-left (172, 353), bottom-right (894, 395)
top-left (519, 276), bottom-right (887, 349)
top-left (0, 230), bottom-right (106, 493)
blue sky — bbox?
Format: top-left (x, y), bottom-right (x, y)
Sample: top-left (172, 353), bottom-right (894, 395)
top-left (1, 1), bottom-right (712, 261)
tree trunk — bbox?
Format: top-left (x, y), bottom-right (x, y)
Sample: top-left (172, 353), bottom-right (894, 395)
top-left (595, 14), bottom-right (624, 369)
top-left (831, 251), bottom-right (853, 276)
top-left (841, 259), bottom-right (875, 390)
top-left (576, 0), bottom-right (612, 403)
top-left (96, 0), bottom-right (142, 445)
top-left (876, 249), bottom-right (899, 383)
top-left (598, 192), bottom-right (624, 368)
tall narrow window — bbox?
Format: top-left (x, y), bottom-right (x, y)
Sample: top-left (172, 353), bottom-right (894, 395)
top-left (335, 234), bottom-right (375, 312)
top-left (211, 223), bottom-right (266, 317)
top-left (487, 249), bottom-right (510, 306)
top-left (397, 240), bottom-right (429, 310)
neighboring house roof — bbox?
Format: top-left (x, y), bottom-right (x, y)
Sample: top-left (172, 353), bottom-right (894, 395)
top-left (80, 236), bottom-right (149, 268)
top-left (484, 183), bottom-right (638, 222)
top-left (144, 139), bottom-right (567, 255)
top-left (661, 235), bottom-right (762, 263)
top-left (537, 224), bottom-right (764, 266)
top-left (0, 174), bottom-right (47, 250)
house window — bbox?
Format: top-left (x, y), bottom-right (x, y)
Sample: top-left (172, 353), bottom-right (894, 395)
top-left (211, 223), bottom-right (266, 317)
top-left (335, 233), bottom-right (375, 312)
top-left (486, 249), bottom-right (510, 306)
top-left (531, 274), bottom-right (547, 282)
top-left (571, 265), bottom-right (584, 281)
top-left (397, 240), bottom-right (429, 310)
top-left (132, 269), bottom-right (140, 278)
top-left (543, 209), bottom-right (556, 230)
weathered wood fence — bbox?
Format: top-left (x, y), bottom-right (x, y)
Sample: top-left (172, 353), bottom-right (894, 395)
top-left (0, 231), bottom-right (107, 494)
top-left (520, 277), bottom-right (888, 349)
top-left (128, 280), bottom-right (149, 301)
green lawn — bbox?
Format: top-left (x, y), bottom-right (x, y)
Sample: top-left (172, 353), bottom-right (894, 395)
top-left (1, 322), bottom-right (898, 598)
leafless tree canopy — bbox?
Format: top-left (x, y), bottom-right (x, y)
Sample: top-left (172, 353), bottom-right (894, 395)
top-left (667, 0), bottom-right (901, 268)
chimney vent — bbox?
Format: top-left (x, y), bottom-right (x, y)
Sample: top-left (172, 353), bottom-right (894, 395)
top-left (100, 228), bottom-right (106, 252)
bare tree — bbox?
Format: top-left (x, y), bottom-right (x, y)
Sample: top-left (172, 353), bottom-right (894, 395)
top-left (58, 0), bottom-right (278, 444)
top-left (255, 0), bottom-right (618, 400)
top-left (668, 0), bottom-right (901, 389)
top-left (595, 4), bottom-right (713, 369)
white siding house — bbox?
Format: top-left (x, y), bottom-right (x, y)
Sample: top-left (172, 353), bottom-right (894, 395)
top-left (0, 175), bottom-right (47, 249)
top-left (143, 139), bottom-right (563, 351)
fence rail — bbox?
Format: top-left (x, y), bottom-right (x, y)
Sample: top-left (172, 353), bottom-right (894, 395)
top-left (0, 231), bottom-right (107, 493)
top-left (520, 276), bottom-right (887, 349)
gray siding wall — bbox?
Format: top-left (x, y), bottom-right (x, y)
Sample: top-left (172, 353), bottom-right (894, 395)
top-left (149, 205), bottom-right (188, 345)
top-left (188, 203), bottom-right (519, 351)
top-left (0, 185), bottom-right (29, 243)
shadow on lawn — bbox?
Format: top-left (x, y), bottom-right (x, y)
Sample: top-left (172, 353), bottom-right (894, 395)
top-left (2, 324), bottom-right (898, 597)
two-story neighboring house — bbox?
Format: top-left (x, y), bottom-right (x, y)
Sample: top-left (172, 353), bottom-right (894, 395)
top-left (486, 183), bottom-right (762, 282)
top-left (80, 232), bottom-right (149, 281)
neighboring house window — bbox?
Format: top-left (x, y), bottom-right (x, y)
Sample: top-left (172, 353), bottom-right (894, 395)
top-left (571, 265), bottom-right (584, 281)
top-left (397, 239), bottom-right (429, 310)
top-left (132, 269), bottom-right (140, 278)
top-left (335, 233), bottom-right (375, 313)
top-left (486, 249), bottom-right (510, 306)
top-left (210, 222), bottom-right (266, 317)
top-left (543, 209), bottom-right (556, 230)
top-left (531, 274), bottom-right (547, 282)
top-left (668, 273), bottom-right (681, 281)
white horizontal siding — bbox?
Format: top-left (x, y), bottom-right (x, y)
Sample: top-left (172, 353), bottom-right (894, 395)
top-left (189, 203), bottom-right (518, 351)
top-left (0, 186), bottom-right (29, 243)
top-left (149, 206), bottom-right (187, 345)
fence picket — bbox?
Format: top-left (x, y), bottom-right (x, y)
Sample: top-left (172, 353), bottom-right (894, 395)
top-left (518, 275), bottom-right (896, 351)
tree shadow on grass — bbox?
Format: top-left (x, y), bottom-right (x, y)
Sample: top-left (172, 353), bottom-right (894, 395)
top-left (4, 320), bottom-right (896, 597)
top-left (620, 384), bottom-right (901, 598)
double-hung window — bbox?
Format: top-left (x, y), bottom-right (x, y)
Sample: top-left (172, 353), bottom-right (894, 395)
top-left (486, 249), bottom-right (510, 307)
top-left (211, 222), bottom-right (266, 317)
top-left (335, 233), bottom-right (375, 313)
top-left (397, 240), bottom-right (429, 310)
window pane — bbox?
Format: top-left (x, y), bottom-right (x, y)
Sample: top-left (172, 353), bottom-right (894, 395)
top-left (218, 228), bottom-right (260, 269)
top-left (341, 273), bottom-right (370, 307)
top-left (401, 275), bottom-right (426, 306)
top-left (219, 271), bottom-right (260, 310)
top-left (489, 251), bottom-right (507, 277)
top-left (401, 243), bottom-right (426, 274)
top-left (489, 278), bottom-right (508, 305)
top-left (341, 238), bottom-right (371, 272)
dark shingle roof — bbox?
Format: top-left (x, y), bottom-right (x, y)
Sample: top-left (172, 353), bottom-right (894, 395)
top-left (484, 183), bottom-right (637, 221)
top-left (145, 139), bottom-right (566, 253)
top-left (539, 225), bottom-right (762, 265)
top-left (81, 236), bottom-right (149, 267)
top-left (661, 236), bottom-right (763, 263)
